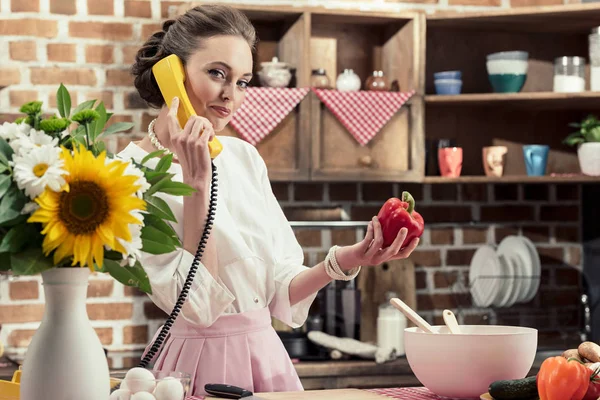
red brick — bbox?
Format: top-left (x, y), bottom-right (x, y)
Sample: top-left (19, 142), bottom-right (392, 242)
top-left (351, 205), bottom-right (381, 221)
top-left (495, 226), bottom-right (519, 243)
top-left (0, 19), bottom-right (58, 38)
top-left (95, 327), bottom-right (113, 345)
top-left (362, 183), bottom-right (394, 202)
top-left (88, 0), bottom-right (114, 15)
top-left (144, 301), bottom-right (168, 320)
top-left (69, 22), bottom-right (133, 40)
top-left (9, 281), bottom-right (39, 300)
top-left (480, 206), bottom-right (535, 222)
top-left (409, 250), bottom-right (441, 267)
top-left (285, 206), bottom-right (343, 221)
top-left (417, 206), bottom-right (472, 223)
top-left (50, 0), bottom-right (75, 14)
top-left (141, 23), bottom-right (161, 40)
top-left (537, 246), bottom-right (564, 265)
top-left (332, 229), bottom-right (357, 246)
top-left (511, 0), bottom-right (562, 7)
top-left (125, 0), bottom-right (152, 18)
top-left (329, 183), bottom-right (357, 201)
top-left (430, 184), bottom-right (457, 201)
top-left (430, 228), bottom-right (454, 245)
top-left (7, 329), bottom-right (37, 347)
top-left (539, 289), bottom-right (580, 307)
top-left (462, 227), bottom-right (488, 244)
top-left (540, 205), bottom-right (579, 222)
top-left (555, 226), bottom-right (579, 243)
top-left (141, 112), bottom-right (157, 132)
top-left (9, 90), bottom-right (38, 107)
top-left (522, 225), bottom-right (550, 243)
top-left (106, 69), bottom-right (134, 86)
top-left (0, 69), bottom-right (21, 86)
top-left (0, 305), bottom-right (44, 323)
top-left (11, 0), bottom-right (39, 12)
top-left (114, 135), bottom-right (142, 153)
top-left (47, 43), bottom-right (76, 62)
top-left (556, 184), bottom-right (580, 201)
top-left (87, 280), bottom-right (114, 297)
top-left (417, 293), bottom-right (470, 311)
top-left (30, 67), bottom-right (96, 86)
top-left (86, 91), bottom-right (114, 110)
top-left (449, 0), bottom-right (500, 5)
top-left (294, 183), bottom-right (323, 202)
top-left (461, 184), bottom-right (487, 202)
top-left (87, 303), bottom-right (133, 320)
top-left (446, 249), bottom-right (476, 266)
top-left (568, 246), bottom-right (581, 267)
top-left (416, 270), bottom-right (427, 289)
top-left (123, 325), bottom-right (148, 344)
top-left (434, 271), bottom-right (458, 288)
top-left (123, 45), bottom-right (140, 65)
top-left (86, 45), bottom-right (114, 64)
top-left (493, 184), bottom-right (518, 201)
top-left (294, 230), bottom-right (322, 247)
top-left (161, 1), bottom-right (184, 18)
top-left (9, 41), bottom-right (37, 61)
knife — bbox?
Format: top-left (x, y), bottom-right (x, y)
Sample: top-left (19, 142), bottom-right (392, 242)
top-left (204, 383), bottom-right (265, 400)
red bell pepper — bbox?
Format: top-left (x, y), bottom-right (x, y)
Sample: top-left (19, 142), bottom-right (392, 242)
top-left (376, 191), bottom-right (424, 249)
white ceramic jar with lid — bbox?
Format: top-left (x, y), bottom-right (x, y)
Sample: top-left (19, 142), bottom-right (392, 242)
top-left (590, 27), bottom-right (600, 91)
top-left (377, 291), bottom-right (407, 355)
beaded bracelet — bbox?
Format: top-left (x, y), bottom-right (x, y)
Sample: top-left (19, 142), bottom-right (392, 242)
top-left (324, 245), bottom-right (361, 281)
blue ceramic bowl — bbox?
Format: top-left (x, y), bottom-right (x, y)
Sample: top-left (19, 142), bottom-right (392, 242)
top-left (435, 79), bottom-right (462, 95)
top-left (434, 71), bottom-right (462, 80)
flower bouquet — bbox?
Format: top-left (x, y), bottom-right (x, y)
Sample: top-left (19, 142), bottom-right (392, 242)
top-left (0, 84), bottom-right (194, 400)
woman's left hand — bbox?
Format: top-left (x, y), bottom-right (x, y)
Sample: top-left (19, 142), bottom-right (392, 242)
top-left (335, 216), bottom-right (420, 271)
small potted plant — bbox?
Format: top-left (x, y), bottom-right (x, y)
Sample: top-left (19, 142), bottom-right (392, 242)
top-left (564, 114), bottom-right (600, 176)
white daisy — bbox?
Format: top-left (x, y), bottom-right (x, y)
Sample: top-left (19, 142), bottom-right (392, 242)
top-left (0, 122), bottom-right (30, 142)
top-left (12, 145), bottom-right (69, 199)
top-left (10, 129), bottom-right (58, 156)
top-left (117, 223), bottom-right (144, 267)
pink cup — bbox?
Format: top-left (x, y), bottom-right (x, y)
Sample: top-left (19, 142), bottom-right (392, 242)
top-left (438, 147), bottom-right (463, 178)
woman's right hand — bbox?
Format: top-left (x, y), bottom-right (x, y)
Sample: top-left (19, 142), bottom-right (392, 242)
top-left (167, 96), bottom-right (216, 189)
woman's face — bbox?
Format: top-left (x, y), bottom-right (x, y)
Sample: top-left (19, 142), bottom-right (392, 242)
top-left (183, 35), bottom-right (253, 132)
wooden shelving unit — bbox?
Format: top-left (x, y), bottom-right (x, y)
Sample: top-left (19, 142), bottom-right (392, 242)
top-left (425, 91), bottom-right (600, 109)
top-left (423, 175), bottom-right (600, 184)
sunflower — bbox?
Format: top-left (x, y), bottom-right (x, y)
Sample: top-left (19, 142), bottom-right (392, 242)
top-left (28, 145), bottom-right (146, 270)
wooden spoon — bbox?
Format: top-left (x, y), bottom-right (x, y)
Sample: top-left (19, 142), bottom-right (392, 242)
top-left (443, 309), bottom-right (462, 334)
top-left (390, 297), bottom-right (438, 334)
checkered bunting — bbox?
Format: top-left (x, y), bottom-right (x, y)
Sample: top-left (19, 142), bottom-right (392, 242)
top-left (229, 87), bottom-right (310, 146)
top-left (312, 89), bottom-right (416, 146)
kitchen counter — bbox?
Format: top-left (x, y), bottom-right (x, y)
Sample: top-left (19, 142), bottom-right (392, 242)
top-left (0, 349), bottom-right (562, 389)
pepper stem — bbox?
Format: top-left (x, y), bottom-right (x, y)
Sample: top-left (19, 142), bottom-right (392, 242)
top-left (402, 191), bottom-right (415, 214)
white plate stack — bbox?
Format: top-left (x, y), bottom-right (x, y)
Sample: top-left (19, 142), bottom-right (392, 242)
top-left (469, 235), bottom-right (541, 308)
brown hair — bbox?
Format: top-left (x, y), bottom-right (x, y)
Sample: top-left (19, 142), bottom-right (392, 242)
top-left (131, 4), bottom-right (257, 109)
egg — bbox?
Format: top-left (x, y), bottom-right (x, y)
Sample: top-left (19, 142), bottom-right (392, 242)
top-left (109, 389), bottom-right (132, 400)
top-left (131, 393), bottom-right (156, 400)
top-left (153, 377), bottom-right (185, 400)
top-left (124, 367), bottom-right (156, 394)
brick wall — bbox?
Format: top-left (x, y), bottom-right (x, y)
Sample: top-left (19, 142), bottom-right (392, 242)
top-left (0, 0), bottom-right (583, 361)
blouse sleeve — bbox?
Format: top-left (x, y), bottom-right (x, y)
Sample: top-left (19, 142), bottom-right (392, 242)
top-left (255, 156), bottom-right (318, 329)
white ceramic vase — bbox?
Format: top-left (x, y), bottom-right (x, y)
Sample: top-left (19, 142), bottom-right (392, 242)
top-left (20, 267), bottom-right (110, 400)
top-left (578, 142), bottom-right (600, 176)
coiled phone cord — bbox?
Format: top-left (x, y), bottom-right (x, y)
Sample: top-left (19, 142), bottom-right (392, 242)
top-left (137, 160), bottom-right (218, 369)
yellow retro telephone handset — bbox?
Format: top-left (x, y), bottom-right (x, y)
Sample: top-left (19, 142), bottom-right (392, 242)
top-left (136, 54), bottom-right (220, 370)
top-left (151, 54), bottom-right (223, 159)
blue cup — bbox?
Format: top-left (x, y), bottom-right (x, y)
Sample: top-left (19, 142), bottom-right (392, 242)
top-left (523, 145), bottom-right (549, 176)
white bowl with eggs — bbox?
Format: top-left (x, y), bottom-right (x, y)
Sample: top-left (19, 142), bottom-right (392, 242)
top-left (404, 325), bottom-right (537, 399)
top-left (109, 367), bottom-right (192, 400)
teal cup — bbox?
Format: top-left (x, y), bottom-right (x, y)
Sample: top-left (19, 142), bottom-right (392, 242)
top-left (523, 145), bottom-right (549, 176)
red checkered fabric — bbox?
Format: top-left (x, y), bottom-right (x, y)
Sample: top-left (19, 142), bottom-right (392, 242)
top-left (187, 387), bottom-right (443, 400)
top-left (312, 89), bottom-right (415, 146)
top-left (229, 87), bottom-right (310, 146)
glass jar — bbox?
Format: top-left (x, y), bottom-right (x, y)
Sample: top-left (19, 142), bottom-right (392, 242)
top-left (310, 69), bottom-right (330, 88)
top-left (365, 70), bottom-right (390, 91)
top-left (553, 56), bottom-right (586, 93)
top-left (590, 27), bottom-right (600, 91)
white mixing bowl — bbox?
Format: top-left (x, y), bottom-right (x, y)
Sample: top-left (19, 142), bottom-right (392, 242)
top-left (405, 325), bottom-right (537, 399)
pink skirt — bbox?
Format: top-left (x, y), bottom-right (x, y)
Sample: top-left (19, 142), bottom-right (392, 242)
top-left (142, 307), bottom-right (304, 396)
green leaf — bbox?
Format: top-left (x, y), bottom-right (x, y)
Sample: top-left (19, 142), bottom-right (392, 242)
top-left (0, 252), bottom-right (11, 271)
top-left (143, 214), bottom-right (180, 245)
top-left (71, 99), bottom-right (97, 116)
top-left (145, 171), bottom-right (174, 185)
top-left (154, 153), bottom-right (173, 173)
top-left (155, 181), bottom-right (196, 196)
top-left (141, 225), bottom-right (177, 255)
top-left (99, 122), bottom-right (134, 138)
top-left (587, 126), bottom-right (600, 142)
top-left (94, 140), bottom-right (106, 154)
top-left (0, 187), bottom-right (26, 226)
top-left (90, 102), bottom-right (108, 141)
top-left (0, 224), bottom-right (38, 253)
top-left (103, 259), bottom-right (152, 294)
top-left (564, 132), bottom-right (585, 146)
top-left (0, 164), bottom-right (8, 174)
top-left (1, 214), bottom-right (28, 229)
top-left (144, 195), bottom-right (177, 222)
top-left (57, 84), bottom-right (71, 118)
top-left (141, 150), bottom-right (166, 165)
top-left (10, 248), bottom-right (54, 275)
top-left (0, 137), bottom-right (14, 166)
top-left (0, 175), bottom-right (11, 199)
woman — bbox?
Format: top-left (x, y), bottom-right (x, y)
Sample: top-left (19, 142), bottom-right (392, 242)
top-left (119, 4), bottom-right (420, 396)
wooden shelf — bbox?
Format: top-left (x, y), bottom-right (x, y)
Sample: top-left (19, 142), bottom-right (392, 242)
top-left (427, 3), bottom-right (600, 32)
top-left (423, 175), bottom-right (600, 184)
top-left (425, 92), bottom-right (600, 109)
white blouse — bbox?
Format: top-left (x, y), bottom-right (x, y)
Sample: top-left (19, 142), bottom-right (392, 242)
top-left (118, 137), bottom-right (317, 329)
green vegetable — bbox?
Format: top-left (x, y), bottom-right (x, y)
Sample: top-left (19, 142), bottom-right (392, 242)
top-left (488, 375), bottom-right (538, 400)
